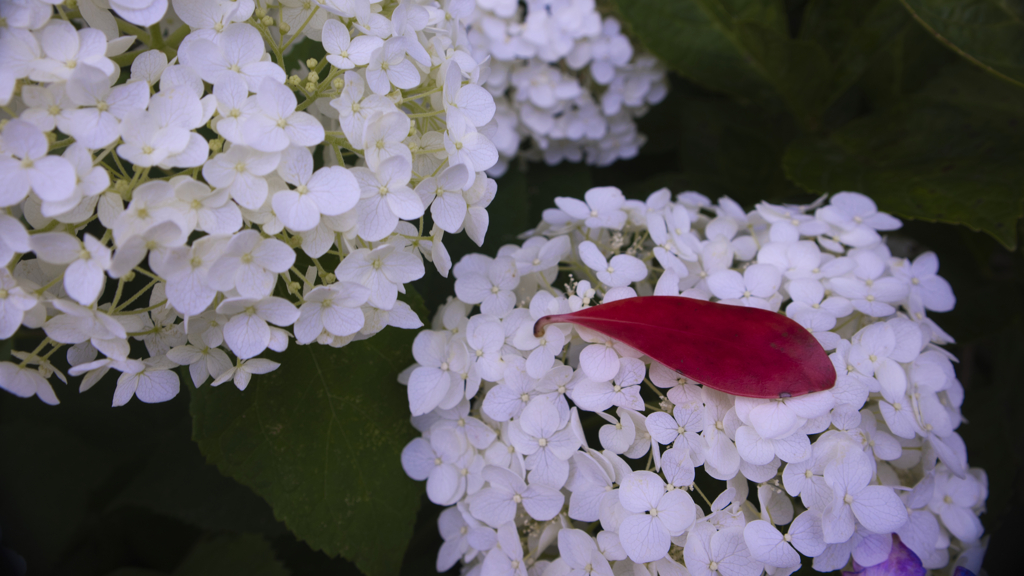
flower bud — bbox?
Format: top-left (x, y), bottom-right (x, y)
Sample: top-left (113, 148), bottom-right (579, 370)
top-left (278, 21), bottom-right (291, 34)
top-left (113, 179), bottom-right (130, 198)
top-left (306, 58), bottom-right (319, 69)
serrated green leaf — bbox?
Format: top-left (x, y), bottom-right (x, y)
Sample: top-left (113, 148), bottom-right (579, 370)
top-left (173, 534), bottom-right (288, 576)
top-left (901, 0), bottom-right (1024, 88)
top-left (190, 292), bottom-right (427, 576)
top-left (784, 63), bottom-right (1024, 249)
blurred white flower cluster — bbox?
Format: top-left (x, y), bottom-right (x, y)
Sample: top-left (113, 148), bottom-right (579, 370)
top-left (399, 190), bottom-right (988, 574)
top-left (0, 0), bottom-right (507, 405)
top-left (465, 0), bottom-right (668, 174)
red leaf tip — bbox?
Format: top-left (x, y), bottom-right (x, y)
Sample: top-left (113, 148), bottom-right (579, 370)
top-left (533, 315), bottom-right (564, 338)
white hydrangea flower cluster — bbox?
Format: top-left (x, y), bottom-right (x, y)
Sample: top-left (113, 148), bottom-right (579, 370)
top-left (399, 189), bottom-right (988, 575)
top-left (0, 0), bottom-right (506, 405)
top-left (464, 0), bottom-right (668, 174)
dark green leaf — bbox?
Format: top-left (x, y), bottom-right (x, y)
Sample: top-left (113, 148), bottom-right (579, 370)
top-left (673, 90), bottom-right (805, 204)
top-left (61, 508), bottom-right (201, 576)
top-left (173, 534), bottom-right (287, 576)
top-left (523, 162), bottom-right (593, 224)
top-left (0, 374), bottom-right (196, 573)
top-left (901, 0), bottom-right (1024, 88)
top-left (857, 16), bottom-right (958, 108)
top-left (282, 37), bottom-right (321, 76)
top-left (613, 0), bottom-right (911, 127)
top-left (106, 419), bottom-right (284, 537)
top-left (799, 0), bottom-right (912, 101)
top-left (190, 291), bottom-right (428, 576)
top-left (784, 63), bottom-right (1024, 249)
top-left (612, 0), bottom-right (786, 100)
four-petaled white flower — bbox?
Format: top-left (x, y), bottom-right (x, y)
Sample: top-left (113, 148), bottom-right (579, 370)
top-left (351, 156), bottom-right (425, 242)
top-left (617, 470), bottom-right (696, 563)
top-left (336, 244), bottom-right (424, 310)
top-left (578, 241), bottom-right (647, 288)
top-left (366, 37), bottom-right (421, 95)
top-left (407, 330), bottom-right (470, 416)
top-left (0, 120), bottom-right (75, 208)
top-left (242, 78), bottom-right (325, 152)
top-left (184, 23), bottom-right (285, 91)
top-left (217, 296), bottom-right (300, 359)
top-left (454, 254), bottom-right (520, 318)
top-left (30, 232), bottom-right (111, 305)
top-left (323, 19), bottom-right (383, 70)
top-left (468, 465), bottom-right (564, 528)
top-left (508, 397), bottom-right (581, 488)
top-left (708, 264), bottom-right (782, 311)
top-left (294, 282), bottom-right (370, 344)
top-left (273, 146), bottom-right (360, 232)
top-left (821, 450), bottom-right (908, 544)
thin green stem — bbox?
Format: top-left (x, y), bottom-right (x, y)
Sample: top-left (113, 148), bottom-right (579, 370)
top-left (115, 299), bottom-right (167, 315)
top-left (110, 151), bottom-right (130, 180)
top-left (18, 338), bottom-right (52, 368)
top-left (112, 49), bottom-right (149, 68)
top-left (94, 141), bottom-right (119, 165)
top-left (115, 17), bottom-right (152, 46)
top-left (38, 271), bottom-right (65, 295)
top-left (165, 24), bottom-right (192, 50)
top-left (49, 137), bottom-right (75, 152)
top-left (38, 342), bottom-right (62, 362)
top-left (691, 482), bottom-right (714, 509)
top-left (132, 267), bottom-right (163, 281)
top-left (149, 23), bottom-right (164, 49)
top-left (113, 278), bottom-right (159, 313)
top-left (407, 109), bottom-right (445, 118)
top-left (280, 6), bottom-right (319, 52)
top-left (399, 86), bottom-right (442, 103)
top-left (643, 378), bottom-right (665, 399)
top-left (110, 277), bottom-right (127, 309)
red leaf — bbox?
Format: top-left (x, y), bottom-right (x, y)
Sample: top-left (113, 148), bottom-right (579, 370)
top-left (533, 296), bottom-right (836, 399)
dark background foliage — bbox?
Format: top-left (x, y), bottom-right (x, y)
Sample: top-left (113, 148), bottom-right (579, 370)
top-left (2, 0), bottom-right (1023, 574)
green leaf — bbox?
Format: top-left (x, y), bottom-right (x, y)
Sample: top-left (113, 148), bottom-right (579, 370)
top-left (799, 0), bottom-right (913, 101)
top-left (901, 0), bottom-right (1024, 88)
top-left (613, 0), bottom-right (919, 127)
top-left (173, 534), bottom-right (288, 576)
top-left (0, 376), bottom-right (200, 573)
top-left (673, 90), bottom-right (805, 204)
top-left (106, 419), bottom-right (284, 537)
top-left (612, 0), bottom-right (786, 98)
top-left (857, 14), bottom-right (959, 108)
top-left (587, 80), bottom-right (805, 205)
top-left (190, 291), bottom-right (428, 576)
top-left (784, 63), bottom-right (1024, 249)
